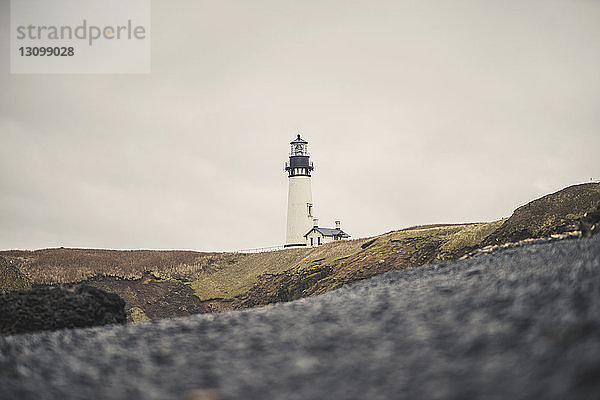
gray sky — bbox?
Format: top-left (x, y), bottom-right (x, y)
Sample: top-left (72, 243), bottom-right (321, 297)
top-left (1, 0), bottom-right (599, 251)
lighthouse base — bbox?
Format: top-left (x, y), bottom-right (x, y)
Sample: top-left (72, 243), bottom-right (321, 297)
top-left (284, 243), bottom-right (307, 248)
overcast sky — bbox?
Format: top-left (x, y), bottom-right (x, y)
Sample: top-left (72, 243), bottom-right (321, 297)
top-left (1, 0), bottom-right (599, 251)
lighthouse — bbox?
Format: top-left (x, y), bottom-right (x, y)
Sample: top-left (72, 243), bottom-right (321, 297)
top-left (285, 134), bottom-right (314, 247)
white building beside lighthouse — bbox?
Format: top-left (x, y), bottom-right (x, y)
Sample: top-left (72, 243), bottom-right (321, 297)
top-left (304, 219), bottom-right (350, 248)
top-left (284, 134), bottom-right (350, 247)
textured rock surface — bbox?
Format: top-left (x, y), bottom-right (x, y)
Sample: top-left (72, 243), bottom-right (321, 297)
top-left (0, 235), bottom-right (599, 400)
top-left (0, 285), bottom-right (126, 334)
top-left (580, 204), bottom-right (600, 236)
top-left (0, 256), bottom-right (31, 293)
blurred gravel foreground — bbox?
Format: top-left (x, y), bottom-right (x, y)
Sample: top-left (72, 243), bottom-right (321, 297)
top-left (1, 235), bottom-right (599, 400)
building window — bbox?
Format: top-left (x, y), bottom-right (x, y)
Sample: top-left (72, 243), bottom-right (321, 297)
top-left (318, 237), bottom-right (321, 245)
top-left (310, 237), bottom-right (314, 246)
top-left (307, 203), bottom-right (313, 217)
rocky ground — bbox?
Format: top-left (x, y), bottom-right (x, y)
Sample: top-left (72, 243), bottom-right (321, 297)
top-left (1, 233), bottom-right (598, 400)
top-left (0, 285), bottom-right (126, 335)
top-left (0, 256), bottom-right (30, 293)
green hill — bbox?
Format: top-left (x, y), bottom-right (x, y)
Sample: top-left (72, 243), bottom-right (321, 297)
top-left (1, 183), bottom-right (598, 321)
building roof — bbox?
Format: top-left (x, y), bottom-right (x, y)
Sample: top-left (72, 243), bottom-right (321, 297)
top-left (304, 227), bottom-right (350, 238)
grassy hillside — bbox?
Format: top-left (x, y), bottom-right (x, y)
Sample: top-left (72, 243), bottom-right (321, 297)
top-left (1, 182), bottom-right (598, 321)
top-left (483, 183), bottom-right (600, 245)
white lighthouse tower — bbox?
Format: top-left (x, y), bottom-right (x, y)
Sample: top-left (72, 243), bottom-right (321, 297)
top-left (285, 134), bottom-right (314, 247)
